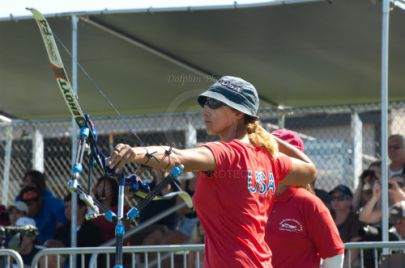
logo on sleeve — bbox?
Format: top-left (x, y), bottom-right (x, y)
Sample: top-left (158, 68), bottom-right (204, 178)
top-left (247, 170), bottom-right (275, 195)
top-left (279, 219), bottom-right (303, 233)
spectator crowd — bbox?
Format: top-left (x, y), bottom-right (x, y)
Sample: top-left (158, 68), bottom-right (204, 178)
top-left (1, 133), bottom-right (405, 268)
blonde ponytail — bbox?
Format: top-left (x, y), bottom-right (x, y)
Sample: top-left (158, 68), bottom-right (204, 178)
top-left (246, 120), bottom-right (278, 158)
top-left (304, 183), bottom-right (315, 194)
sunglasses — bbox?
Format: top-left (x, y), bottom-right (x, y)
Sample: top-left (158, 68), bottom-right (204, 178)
top-left (389, 145), bottom-right (401, 150)
top-left (200, 98), bottom-right (224, 109)
top-left (330, 195), bottom-right (350, 201)
top-left (389, 181), bottom-right (405, 189)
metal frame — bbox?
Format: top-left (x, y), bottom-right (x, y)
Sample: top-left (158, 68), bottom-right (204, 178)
top-left (0, 1), bottom-right (326, 22)
top-left (345, 241), bottom-right (405, 268)
top-left (0, 249), bottom-right (24, 268)
top-left (31, 244), bottom-right (205, 268)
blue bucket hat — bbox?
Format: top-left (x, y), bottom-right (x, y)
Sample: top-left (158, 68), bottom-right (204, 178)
top-left (197, 76), bottom-right (259, 118)
top-left (329, 185), bottom-right (353, 198)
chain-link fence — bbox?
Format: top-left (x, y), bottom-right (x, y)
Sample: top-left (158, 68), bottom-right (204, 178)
top-left (1, 102), bottom-right (404, 205)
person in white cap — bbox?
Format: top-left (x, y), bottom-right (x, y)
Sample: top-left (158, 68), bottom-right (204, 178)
top-left (8, 201), bottom-right (29, 226)
top-left (8, 214), bottom-right (39, 267)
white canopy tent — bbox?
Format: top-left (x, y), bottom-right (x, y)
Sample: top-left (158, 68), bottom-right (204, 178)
top-left (0, 0), bottom-right (403, 253)
top-left (0, 0), bottom-right (321, 21)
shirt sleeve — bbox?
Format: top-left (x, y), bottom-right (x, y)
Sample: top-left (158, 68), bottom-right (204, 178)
top-left (275, 153), bottom-right (292, 181)
top-left (306, 200), bottom-right (345, 258)
top-left (203, 141), bottom-right (237, 174)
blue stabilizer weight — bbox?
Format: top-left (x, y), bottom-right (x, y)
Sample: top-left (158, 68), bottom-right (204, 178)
top-left (72, 163), bottom-right (83, 174)
top-left (170, 164), bottom-right (184, 177)
top-left (127, 207), bottom-right (139, 220)
top-left (67, 179), bottom-right (79, 191)
top-left (113, 265), bottom-right (123, 268)
top-left (141, 182), bottom-right (151, 192)
top-left (105, 210), bottom-right (117, 222)
top-left (79, 127), bottom-right (90, 138)
top-left (124, 174), bottom-right (151, 193)
top-left (115, 222), bottom-right (125, 237)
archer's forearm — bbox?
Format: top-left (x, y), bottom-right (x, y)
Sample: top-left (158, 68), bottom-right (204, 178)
top-left (131, 146), bottom-right (181, 170)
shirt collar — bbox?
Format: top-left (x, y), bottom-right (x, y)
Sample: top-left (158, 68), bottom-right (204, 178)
top-left (276, 186), bottom-right (300, 203)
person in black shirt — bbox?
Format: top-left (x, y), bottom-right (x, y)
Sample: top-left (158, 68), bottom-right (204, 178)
top-left (55, 194), bottom-right (104, 267)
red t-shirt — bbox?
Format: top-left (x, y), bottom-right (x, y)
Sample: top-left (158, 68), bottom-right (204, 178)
top-left (91, 205), bottom-right (130, 242)
top-left (193, 140), bottom-right (292, 268)
top-left (266, 187), bottom-right (344, 268)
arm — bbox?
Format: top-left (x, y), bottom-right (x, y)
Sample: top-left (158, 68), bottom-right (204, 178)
top-left (358, 182), bottom-right (381, 224)
top-left (388, 180), bottom-right (405, 203)
top-left (352, 179), bottom-right (363, 212)
top-left (108, 144), bottom-right (216, 172)
top-left (322, 254), bottom-right (344, 268)
top-left (273, 136), bottom-right (317, 185)
top-left (306, 202), bottom-right (345, 265)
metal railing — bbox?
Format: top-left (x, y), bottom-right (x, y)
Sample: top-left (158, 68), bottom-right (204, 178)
top-left (345, 241), bottom-right (405, 268)
top-left (9, 240), bottom-right (405, 268)
top-left (31, 244), bottom-right (205, 268)
top-left (0, 248), bottom-right (24, 268)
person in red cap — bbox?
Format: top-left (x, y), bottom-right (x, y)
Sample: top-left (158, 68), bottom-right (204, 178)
top-left (266, 129), bottom-right (344, 268)
top-left (108, 76), bottom-right (317, 267)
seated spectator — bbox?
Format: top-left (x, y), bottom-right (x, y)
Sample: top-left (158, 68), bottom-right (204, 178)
top-left (131, 169), bottom-right (180, 245)
top-left (39, 239), bottom-right (66, 268)
top-left (20, 170), bottom-right (48, 196)
top-left (91, 175), bottom-right (123, 242)
top-left (55, 194), bottom-right (103, 247)
top-left (329, 185), bottom-right (364, 268)
top-left (145, 172), bottom-right (198, 246)
top-left (55, 194), bottom-right (104, 268)
top-left (11, 217), bottom-right (40, 267)
top-left (329, 185), bottom-right (364, 243)
top-left (18, 170), bottom-right (65, 208)
top-left (390, 201), bottom-right (405, 240)
top-left (0, 204), bottom-right (9, 225)
top-left (359, 175), bottom-right (405, 224)
top-left (388, 134), bottom-right (405, 177)
top-left (8, 201), bottom-right (29, 226)
top-left (19, 186), bottom-right (66, 243)
top-left (352, 161), bottom-right (381, 211)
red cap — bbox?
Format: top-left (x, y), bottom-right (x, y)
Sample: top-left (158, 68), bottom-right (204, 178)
top-left (272, 129), bottom-right (304, 152)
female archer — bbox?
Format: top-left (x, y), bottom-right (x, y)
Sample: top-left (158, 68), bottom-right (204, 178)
top-left (108, 76), bottom-right (317, 268)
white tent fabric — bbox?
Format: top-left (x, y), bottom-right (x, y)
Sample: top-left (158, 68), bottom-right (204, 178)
top-left (1, 0), bottom-right (404, 120)
top-left (0, 0), bottom-right (320, 21)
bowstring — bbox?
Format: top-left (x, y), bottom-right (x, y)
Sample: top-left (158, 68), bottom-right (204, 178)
top-left (53, 32), bottom-right (146, 148)
top-left (53, 33), bottom-right (148, 205)
top-left (53, 33), bottom-right (186, 212)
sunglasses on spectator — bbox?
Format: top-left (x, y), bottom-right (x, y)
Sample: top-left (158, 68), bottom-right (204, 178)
top-left (361, 169), bottom-right (376, 179)
top-left (389, 181), bottom-right (405, 189)
top-left (330, 195), bottom-right (351, 201)
top-left (389, 145), bottom-right (401, 150)
top-left (200, 98), bottom-right (224, 109)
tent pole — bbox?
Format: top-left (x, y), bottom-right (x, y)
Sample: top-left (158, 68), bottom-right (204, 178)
top-left (380, 0), bottom-right (390, 252)
top-left (351, 110), bottom-right (362, 190)
top-left (71, 15), bottom-right (79, 266)
top-left (1, 126), bottom-right (12, 205)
